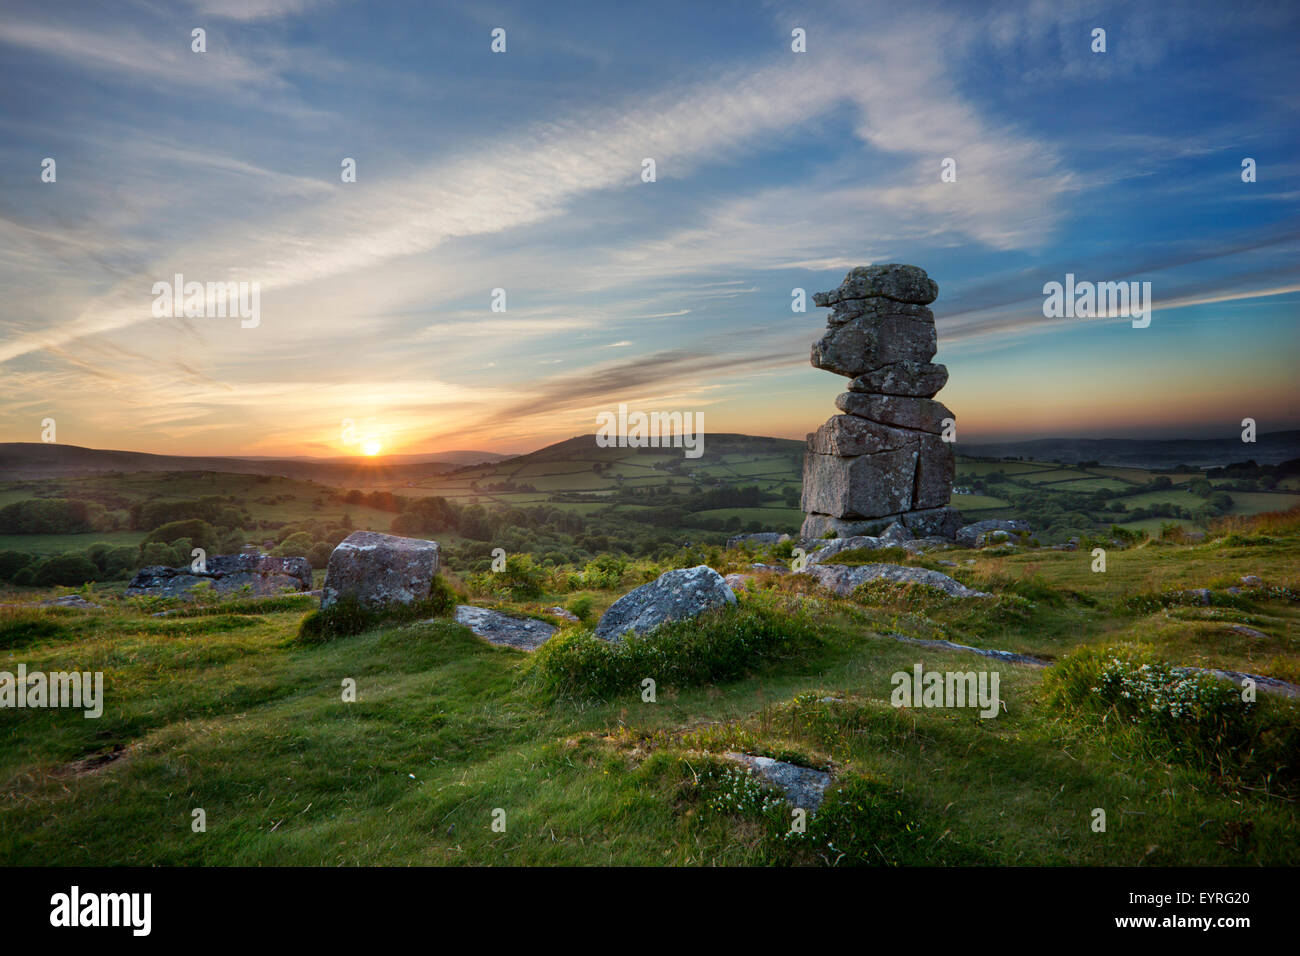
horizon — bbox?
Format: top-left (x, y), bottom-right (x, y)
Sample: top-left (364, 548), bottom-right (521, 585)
top-left (1, 1), bottom-right (1297, 457)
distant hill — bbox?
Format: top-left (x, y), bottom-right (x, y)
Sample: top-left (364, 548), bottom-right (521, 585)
top-left (0, 443), bottom-right (469, 483)
top-left (496, 433), bottom-right (804, 465)
top-left (960, 431), bottom-right (1300, 470)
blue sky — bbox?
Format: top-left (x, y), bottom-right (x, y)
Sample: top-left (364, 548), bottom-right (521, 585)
top-left (0, 0), bottom-right (1296, 456)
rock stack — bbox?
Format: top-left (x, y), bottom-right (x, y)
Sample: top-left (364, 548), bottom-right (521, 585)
top-left (800, 264), bottom-right (962, 541)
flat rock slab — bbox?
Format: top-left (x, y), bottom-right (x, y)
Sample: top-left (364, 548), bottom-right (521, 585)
top-left (805, 563), bottom-right (990, 598)
top-left (595, 565), bottom-right (736, 642)
top-left (886, 632), bottom-right (1049, 666)
top-left (322, 531), bottom-right (440, 611)
top-left (724, 753), bottom-right (832, 812)
top-left (454, 605), bottom-right (557, 651)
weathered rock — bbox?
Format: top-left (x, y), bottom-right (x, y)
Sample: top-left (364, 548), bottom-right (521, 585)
top-left (806, 535), bottom-right (884, 566)
top-left (800, 506), bottom-right (963, 543)
top-left (807, 415), bottom-right (914, 457)
top-left (595, 565), bottom-right (736, 642)
top-left (955, 519), bottom-right (1031, 548)
top-left (827, 298), bottom-right (933, 325)
top-left (454, 605), bottom-right (556, 651)
top-left (804, 562), bottom-right (990, 598)
top-left (125, 554), bottom-right (312, 599)
top-left (835, 393), bottom-right (953, 435)
top-left (811, 313), bottom-right (936, 378)
top-left (879, 521), bottom-right (913, 545)
top-left (801, 447), bottom-right (919, 517)
top-left (900, 535), bottom-right (957, 555)
top-left (547, 606), bottom-right (581, 622)
top-left (802, 434), bottom-right (952, 518)
top-left (321, 531), bottom-right (440, 611)
top-left (725, 531), bottom-right (790, 549)
top-left (723, 573), bottom-right (752, 591)
top-left (847, 361), bottom-right (948, 397)
top-left (812, 264), bottom-right (938, 306)
top-left (723, 753), bottom-right (833, 812)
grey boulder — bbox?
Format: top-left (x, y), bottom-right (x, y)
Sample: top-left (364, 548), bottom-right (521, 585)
top-left (321, 531), bottom-right (440, 610)
top-left (595, 565), bottom-right (736, 642)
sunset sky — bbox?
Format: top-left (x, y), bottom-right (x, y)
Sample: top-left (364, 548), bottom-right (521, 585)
top-left (1, 0), bottom-right (1297, 458)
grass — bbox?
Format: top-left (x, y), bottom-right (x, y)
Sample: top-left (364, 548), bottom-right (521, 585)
top-left (1, 509), bottom-right (1297, 866)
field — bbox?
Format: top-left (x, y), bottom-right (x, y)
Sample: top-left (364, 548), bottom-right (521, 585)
top-left (3, 508), bottom-right (1298, 866)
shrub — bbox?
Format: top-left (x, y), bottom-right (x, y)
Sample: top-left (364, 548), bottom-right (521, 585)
top-left (32, 554), bottom-right (100, 587)
top-left (531, 604), bottom-right (822, 699)
top-left (496, 554), bottom-right (545, 599)
top-left (567, 595), bottom-right (594, 622)
top-left (1045, 645), bottom-right (1300, 793)
top-left (307, 541), bottom-right (335, 568)
top-left (143, 519), bottom-right (220, 553)
top-left (274, 531), bottom-right (314, 557)
top-left (12, 567), bottom-right (36, 586)
top-left (0, 550), bottom-right (34, 581)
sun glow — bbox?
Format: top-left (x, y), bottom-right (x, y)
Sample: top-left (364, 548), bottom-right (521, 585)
top-left (362, 439), bottom-right (382, 457)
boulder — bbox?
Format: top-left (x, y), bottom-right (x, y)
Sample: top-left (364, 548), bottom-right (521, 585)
top-left (812, 264), bottom-right (939, 306)
top-left (454, 605), bottom-right (556, 651)
top-left (955, 519), bottom-right (1031, 548)
top-left (804, 562), bottom-right (990, 598)
top-left (321, 531), bottom-right (440, 610)
top-left (811, 313), bottom-right (936, 378)
top-left (595, 565), bottom-right (736, 642)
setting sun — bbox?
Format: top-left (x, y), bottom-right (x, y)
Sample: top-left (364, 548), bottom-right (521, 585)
top-left (362, 439), bottom-right (382, 457)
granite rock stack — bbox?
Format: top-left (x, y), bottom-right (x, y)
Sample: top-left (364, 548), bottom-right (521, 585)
top-left (800, 265), bottom-right (961, 541)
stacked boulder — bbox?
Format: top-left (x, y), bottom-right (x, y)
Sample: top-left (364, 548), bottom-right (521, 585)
top-left (801, 264), bottom-right (961, 541)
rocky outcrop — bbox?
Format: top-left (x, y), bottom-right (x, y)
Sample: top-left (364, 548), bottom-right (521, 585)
top-left (595, 565), bottom-right (736, 642)
top-left (321, 531), bottom-right (440, 610)
top-left (801, 265), bottom-right (960, 542)
top-left (126, 553), bottom-right (312, 598)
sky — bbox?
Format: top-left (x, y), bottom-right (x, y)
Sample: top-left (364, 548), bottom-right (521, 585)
top-left (0, 0), bottom-right (1297, 458)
